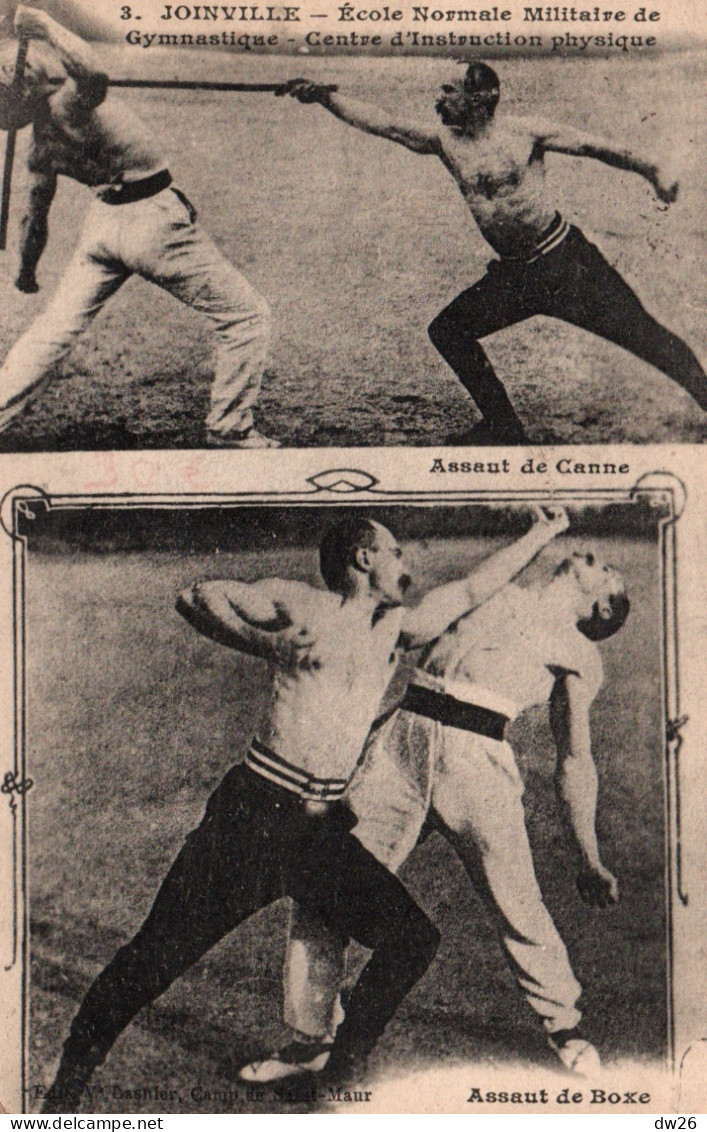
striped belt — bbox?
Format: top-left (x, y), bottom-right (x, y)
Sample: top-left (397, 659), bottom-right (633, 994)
top-left (400, 683), bottom-right (508, 742)
top-left (246, 738), bottom-right (350, 802)
top-left (502, 211), bottom-right (570, 265)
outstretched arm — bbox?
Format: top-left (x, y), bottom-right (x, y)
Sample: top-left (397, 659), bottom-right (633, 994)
top-left (536, 120), bottom-right (678, 203)
top-left (550, 666), bottom-right (619, 908)
top-left (15, 164), bottom-right (56, 292)
top-left (15, 6), bottom-right (108, 114)
top-left (176, 578), bottom-right (315, 665)
top-left (278, 79), bottom-right (441, 156)
top-left (400, 506), bottom-right (569, 650)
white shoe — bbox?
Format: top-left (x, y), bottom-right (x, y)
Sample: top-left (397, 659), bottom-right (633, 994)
top-left (238, 1039), bottom-right (333, 1083)
top-left (548, 1030), bottom-right (601, 1077)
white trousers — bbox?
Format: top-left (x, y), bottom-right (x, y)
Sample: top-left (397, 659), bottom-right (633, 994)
top-left (0, 187), bottom-right (270, 436)
top-left (285, 708), bottom-right (582, 1038)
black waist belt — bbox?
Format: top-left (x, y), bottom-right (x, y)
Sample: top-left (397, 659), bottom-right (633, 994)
top-left (99, 169), bottom-right (173, 205)
top-left (401, 683), bottom-right (508, 741)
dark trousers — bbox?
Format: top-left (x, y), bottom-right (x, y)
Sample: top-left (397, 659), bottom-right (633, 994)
top-left (428, 226), bottom-right (707, 433)
top-left (64, 764), bottom-right (439, 1073)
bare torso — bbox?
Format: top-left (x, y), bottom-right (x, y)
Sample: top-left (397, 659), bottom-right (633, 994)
top-left (30, 91), bottom-right (165, 186)
top-left (423, 585), bottom-right (597, 715)
top-left (263, 589), bottom-right (404, 782)
top-left (438, 116), bottom-right (557, 257)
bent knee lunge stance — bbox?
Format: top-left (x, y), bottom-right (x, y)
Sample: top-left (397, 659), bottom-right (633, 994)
top-left (48, 769), bottom-right (439, 1106)
top-left (282, 65), bottom-right (705, 441)
top-left (0, 8), bottom-right (276, 447)
top-left (44, 512), bottom-right (565, 1111)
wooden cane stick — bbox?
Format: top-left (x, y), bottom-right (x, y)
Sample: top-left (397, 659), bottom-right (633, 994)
top-left (45, 77), bottom-right (339, 94)
top-left (0, 35), bottom-right (28, 251)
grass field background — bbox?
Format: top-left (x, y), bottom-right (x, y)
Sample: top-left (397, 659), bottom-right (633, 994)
top-left (0, 50), bottom-right (704, 448)
top-left (25, 519), bottom-right (666, 1111)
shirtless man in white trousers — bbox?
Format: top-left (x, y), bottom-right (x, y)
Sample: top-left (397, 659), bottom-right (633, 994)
top-left (0, 6), bottom-right (274, 446)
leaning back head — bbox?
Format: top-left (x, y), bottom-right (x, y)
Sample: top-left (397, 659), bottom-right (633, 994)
top-left (555, 552), bottom-right (630, 641)
top-left (577, 587), bottom-right (630, 641)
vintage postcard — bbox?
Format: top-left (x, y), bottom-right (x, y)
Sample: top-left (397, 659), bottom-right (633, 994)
top-left (0, 0), bottom-right (704, 447)
top-left (0, 0), bottom-right (705, 1121)
top-left (0, 446), bottom-right (704, 1114)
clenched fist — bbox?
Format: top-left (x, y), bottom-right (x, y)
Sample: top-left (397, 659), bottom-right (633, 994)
top-left (14, 6), bottom-right (51, 41)
top-left (15, 270), bottom-right (39, 293)
top-left (276, 78), bottom-right (333, 104)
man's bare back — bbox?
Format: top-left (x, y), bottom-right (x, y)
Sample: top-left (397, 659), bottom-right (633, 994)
top-left (0, 4), bottom-right (275, 446)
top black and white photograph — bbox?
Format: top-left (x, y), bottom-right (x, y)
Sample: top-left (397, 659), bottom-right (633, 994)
top-left (0, 0), bottom-right (704, 449)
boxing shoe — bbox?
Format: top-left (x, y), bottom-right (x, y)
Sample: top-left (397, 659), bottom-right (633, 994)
top-left (547, 1028), bottom-right (601, 1077)
top-left (207, 426), bottom-right (281, 449)
top-left (238, 1038), bottom-right (334, 1082)
top-left (40, 1041), bottom-right (105, 1114)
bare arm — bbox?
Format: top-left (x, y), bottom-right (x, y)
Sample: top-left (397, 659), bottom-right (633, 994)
top-left (550, 666), bottom-right (619, 907)
top-left (176, 578), bottom-right (315, 665)
top-left (278, 79), bottom-right (441, 156)
top-left (15, 163), bottom-right (56, 292)
top-left (536, 119), bottom-right (678, 203)
top-left (400, 507), bottom-right (569, 650)
top-left (15, 6), bottom-right (108, 114)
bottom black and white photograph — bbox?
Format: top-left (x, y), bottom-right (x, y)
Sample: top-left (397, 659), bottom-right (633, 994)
top-left (0, 466), bottom-right (701, 1115)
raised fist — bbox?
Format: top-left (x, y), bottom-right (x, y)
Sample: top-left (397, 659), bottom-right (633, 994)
top-left (14, 6), bottom-right (50, 40)
top-left (529, 505), bottom-right (569, 537)
top-left (654, 174), bottom-right (679, 205)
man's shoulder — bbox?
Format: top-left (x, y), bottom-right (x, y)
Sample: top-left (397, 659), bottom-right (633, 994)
top-left (269, 578), bottom-right (339, 618)
top-left (255, 576), bottom-right (318, 600)
top-left (505, 113), bottom-right (557, 142)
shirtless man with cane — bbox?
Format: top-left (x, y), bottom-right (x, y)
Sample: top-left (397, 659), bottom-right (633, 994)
top-left (0, 5), bottom-right (275, 446)
top-left (241, 535), bottom-right (629, 1081)
top-left (42, 507), bottom-right (566, 1112)
top-left (281, 65), bottom-right (706, 443)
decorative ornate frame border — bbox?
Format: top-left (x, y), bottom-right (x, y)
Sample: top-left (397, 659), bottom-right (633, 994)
top-left (0, 467), bottom-right (691, 1112)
